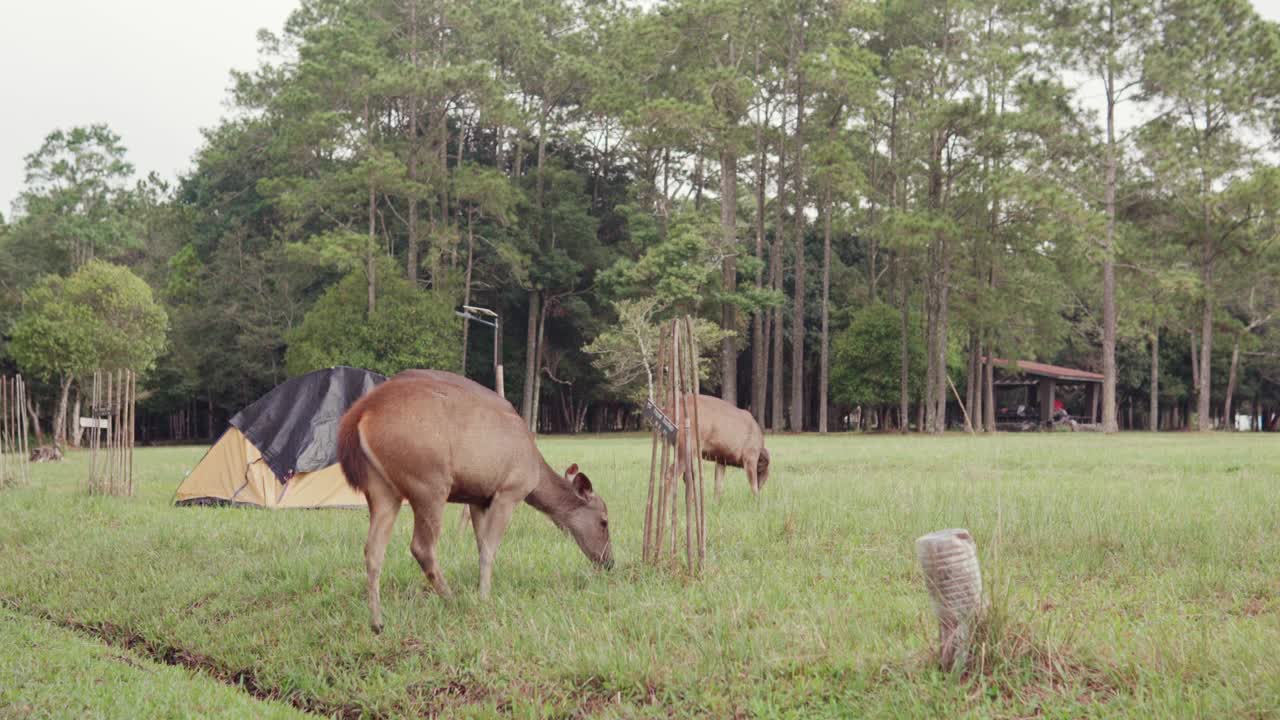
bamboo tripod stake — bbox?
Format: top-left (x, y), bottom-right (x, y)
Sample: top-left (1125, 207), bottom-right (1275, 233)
top-left (0, 376), bottom-right (31, 489)
top-left (87, 370), bottom-right (136, 496)
top-left (641, 316), bottom-right (706, 571)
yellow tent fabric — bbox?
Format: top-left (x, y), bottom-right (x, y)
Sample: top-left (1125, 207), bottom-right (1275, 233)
top-left (174, 427), bottom-right (367, 509)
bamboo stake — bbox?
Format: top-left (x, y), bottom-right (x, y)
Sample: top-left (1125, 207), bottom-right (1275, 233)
top-left (8, 377), bottom-right (16, 484)
top-left (111, 373), bottom-right (117, 492)
top-left (11, 378), bottom-right (19, 485)
top-left (684, 316), bottom-right (706, 566)
top-left (19, 377), bottom-right (29, 486)
top-left (116, 370), bottom-right (125, 494)
top-left (122, 370), bottom-right (128, 495)
top-left (93, 372), bottom-right (102, 494)
top-left (128, 371), bottom-right (135, 495)
top-left (88, 374), bottom-right (96, 493)
top-left (669, 320), bottom-right (681, 559)
top-left (644, 425), bottom-right (659, 561)
top-left (2, 377), bottom-right (12, 486)
top-left (643, 333), bottom-right (667, 561)
top-left (652, 332), bottom-right (670, 560)
top-left (111, 371), bottom-right (119, 494)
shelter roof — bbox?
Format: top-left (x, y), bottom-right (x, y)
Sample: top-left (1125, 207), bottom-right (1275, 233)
top-left (985, 357), bottom-right (1103, 384)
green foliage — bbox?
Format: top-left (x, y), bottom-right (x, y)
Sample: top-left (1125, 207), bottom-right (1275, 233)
top-left (285, 260), bottom-right (461, 377)
top-left (6, 0), bottom-right (1278, 433)
top-left (601, 208), bottom-right (780, 320)
top-left (9, 261), bottom-right (168, 381)
top-left (583, 297), bottom-right (731, 402)
top-left (13, 125), bottom-right (137, 271)
top-left (455, 163), bottom-right (522, 226)
top-left (831, 303), bottom-right (924, 409)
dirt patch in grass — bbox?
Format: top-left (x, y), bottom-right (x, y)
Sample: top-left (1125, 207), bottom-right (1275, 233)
top-left (4, 598), bottom-right (660, 719)
top-left (406, 677), bottom-right (493, 715)
top-left (1, 599), bottom-right (362, 719)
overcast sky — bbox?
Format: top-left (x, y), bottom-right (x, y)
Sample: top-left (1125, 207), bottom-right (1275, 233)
top-left (3, 0), bottom-right (1280, 217)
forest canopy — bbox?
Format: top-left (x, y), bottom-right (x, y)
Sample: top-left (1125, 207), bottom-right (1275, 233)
top-left (2, 0), bottom-right (1278, 444)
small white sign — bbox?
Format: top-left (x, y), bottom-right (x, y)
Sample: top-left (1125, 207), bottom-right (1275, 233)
top-left (79, 417), bottom-right (110, 429)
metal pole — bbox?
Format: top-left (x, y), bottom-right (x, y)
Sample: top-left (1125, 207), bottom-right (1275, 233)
top-left (495, 314), bottom-right (504, 400)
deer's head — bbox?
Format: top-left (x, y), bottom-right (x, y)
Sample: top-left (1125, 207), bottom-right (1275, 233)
top-left (562, 464), bottom-right (613, 569)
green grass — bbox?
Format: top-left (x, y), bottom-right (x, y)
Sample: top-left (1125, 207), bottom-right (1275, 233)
top-left (1, 433), bottom-right (1279, 718)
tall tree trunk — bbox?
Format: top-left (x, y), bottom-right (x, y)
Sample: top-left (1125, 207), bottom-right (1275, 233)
top-left (933, 260), bottom-right (951, 433)
top-left (1224, 332), bottom-right (1242, 430)
top-left (536, 112), bottom-right (548, 220)
top-left (751, 109), bottom-right (768, 425)
top-left (770, 279), bottom-right (785, 429)
top-left (1189, 329), bottom-right (1200, 397)
top-left (693, 151), bottom-right (704, 211)
top-left (1149, 330), bottom-right (1160, 432)
top-left (521, 291), bottom-right (540, 423)
top-left (53, 376), bottom-right (72, 448)
top-left (965, 338), bottom-right (976, 427)
top-left (1198, 234), bottom-right (1214, 431)
top-left (406, 0), bottom-right (419, 284)
top-left (460, 215), bottom-right (475, 371)
top-left (26, 399), bottom-right (44, 447)
top-left (924, 135), bottom-right (949, 434)
top-left (365, 97), bottom-right (377, 317)
top-left (867, 195), bottom-right (879, 301)
top-left (1101, 60), bottom-right (1119, 434)
top-left (819, 183), bottom-right (831, 434)
top-left (70, 385), bottom-right (82, 448)
top-left (368, 183), bottom-right (377, 316)
top-left (983, 344), bottom-right (996, 431)
top-left (523, 110), bottom-right (550, 427)
top-left (531, 301), bottom-right (548, 434)
top-left (769, 101), bottom-right (788, 432)
top-left (899, 268), bottom-right (910, 434)
top-left (789, 47), bottom-right (807, 433)
top-left (438, 107), bottom-right (450, 255)
top-left (972, 347), bottom-right (985, 433)
top-left (720, 148), bottom-right (738, 405)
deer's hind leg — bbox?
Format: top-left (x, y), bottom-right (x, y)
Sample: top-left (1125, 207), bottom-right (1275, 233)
top-left (406, 485), bottom-right (453, 598)
top-left (363, 477), bottom-right (403, 634)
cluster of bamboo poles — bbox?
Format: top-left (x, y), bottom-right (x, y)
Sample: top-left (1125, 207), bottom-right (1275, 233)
top-left (642, 316), bottom-right (707, 572)
top-left (0, 376), bottom-right (31, 488)
top-left (87, 369), bottom-right (136, 496)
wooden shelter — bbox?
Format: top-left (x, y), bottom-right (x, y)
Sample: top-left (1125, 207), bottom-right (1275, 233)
top-left (986, 358), bottom-right (1104, 427)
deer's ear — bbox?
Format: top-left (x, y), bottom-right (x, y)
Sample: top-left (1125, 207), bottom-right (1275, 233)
top-left (564, 463), bottom-right (579, 481)
top-left (572, 472), bottom-right (594, 498)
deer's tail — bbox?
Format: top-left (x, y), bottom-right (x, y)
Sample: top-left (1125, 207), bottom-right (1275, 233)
top-left (757, 447), bottom-right (770, 488)
top-left (337, 401), bottom-right (372, 493)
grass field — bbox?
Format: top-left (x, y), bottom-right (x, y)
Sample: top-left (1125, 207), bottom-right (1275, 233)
top-left (2, 433), bottom-right (1278, 718)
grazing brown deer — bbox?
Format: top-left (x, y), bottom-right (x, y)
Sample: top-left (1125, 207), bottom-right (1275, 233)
top-left (338, 371), bottom-right (612, 633)
top-left (668, 393), bottom-right (771, 498)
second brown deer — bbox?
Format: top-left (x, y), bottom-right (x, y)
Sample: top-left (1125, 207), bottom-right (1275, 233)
top-left (338, 370), bottom-right (612, 633)
top-left (667, 393), bottom-right (771, 499)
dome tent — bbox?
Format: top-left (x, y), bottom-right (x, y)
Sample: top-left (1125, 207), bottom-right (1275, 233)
top-left (174, 366), bottom-right (385, 508)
